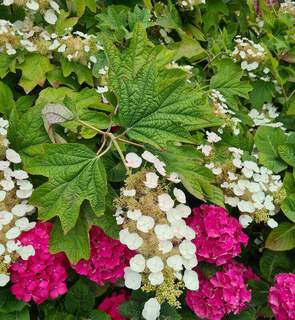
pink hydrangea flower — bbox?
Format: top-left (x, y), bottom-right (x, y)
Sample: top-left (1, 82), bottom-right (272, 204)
top-left (187, 205), bottom-right (248, 265)
top-left (268, 273), bottom-right (295, 320)
top-left (186, 261), bottom-right (257, 320)
top-left (72, 226), bottom-right (134, 285)
top-left (98, 291), bottom-right (130, 320)
top-left (10, 222), bottom-right (69, 304)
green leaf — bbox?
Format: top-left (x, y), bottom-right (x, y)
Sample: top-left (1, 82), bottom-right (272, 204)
top-left (49, 213), bottom-right (90, 263)
top-left (248, 280), bottom-right (269, 307)
top-left (278, 144), bottom-right (295, 167)
top-left (61, 57), bottom-right (93, 86)
top-left (265, 222), bottom-right (295, 251)
top-left (3, 310), bottom-right (30, 320)
top-left (259, 250), bottom-right (291, 282)
top-left (0, 288), bottom-right (27, 313)
top-left (210, 59), bottom-right (252, 108)
top-left (89, 310), bottom-right (111, 320)
top-left (254, 126), bottom-right (288, 173)
top-left (119, 301), bottom-right (142, 320)
top-left (18, 53), bottom-right (53, 93)
top-left (249, 80), bottom-right (275, 109)
top-left (283, 172), bottom-right (295, 194)
top-left (25, 143), bottom-right (107, 233)
top-left (153, 145), bottom-right (224, 205)
top-left (0, 53), bottom-right (15, 78)
top-left (226, 309), bottom-right (256, 320)
top-left (0, 81), bottom-right (15, 118)
top-left (281, 195), bottom-right (295, 223)
top-left (65, 279), bottom-right (95, 314)
top-left (103, 24), bottom-right (205, 148)
top-left (8, 104), bottom-right (50, 154)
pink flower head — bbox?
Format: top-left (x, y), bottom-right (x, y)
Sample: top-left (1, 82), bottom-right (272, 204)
top-left (10, 222), bottom-right (69, 304)
top-left (98, 291), bottom-right (130, 320)
top-left (186, 261), bottom-right (257, 320)
top-left (187, 205), bottom-right (248, 265)
top-left (72, 226), bottom-right (134, 285)
top-left (268, 273), bottom-right (295, 320)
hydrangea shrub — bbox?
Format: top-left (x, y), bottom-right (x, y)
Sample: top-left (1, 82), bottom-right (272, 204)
top-left (0, 0), bottom-right (294, 319)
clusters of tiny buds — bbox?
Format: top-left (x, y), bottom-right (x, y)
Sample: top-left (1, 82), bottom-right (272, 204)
top-left (232, 36), bottom-right (266, 72)
top-left (207, 147), bottom-right (283, 229)
top-left (0, 18), bottom-right (103, 67)
top-left (2, 0), bottom-right (61, 25)
top-left (116, 151), bottom-right (199, 310)
top-left (0, 118), bottom-right (36, 287)
top-left (248, 103), bottom-right (285, 130)
top-left (209, 90), bottom-right (241, 136)
top-left (178, 0), bottom-right (205, 10)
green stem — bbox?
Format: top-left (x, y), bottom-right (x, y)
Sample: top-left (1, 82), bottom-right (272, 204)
top-left (110, 133), bottom-right (131, 175)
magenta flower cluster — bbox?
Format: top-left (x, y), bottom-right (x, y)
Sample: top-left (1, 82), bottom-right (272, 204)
top-left (186, 261), bottom-right (257, 320)
top-left (187, 204), bottom-right (248, 265)
top-left (98, 291), bottom-right (130, 320)
top-left (10, 222), bottom-right (69, 304)
top-left (72, 226), bottom-right (134, 285)
top-left (268, 273), bottom-right (295, 320)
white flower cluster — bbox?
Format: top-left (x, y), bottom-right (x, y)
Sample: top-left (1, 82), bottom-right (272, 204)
top-left (209, 89), bottom-right (242, 136)
top-left (178, 0), bottom-right (205, 10)
top-left (280, 0), bottom-right (295, 17)
top-left (116, 151), bottom-right (198, 316)
top-left (0, 18), bottom-right (103, 67)
top-left (207, 147), bottom-right (282, 229)
top-left (2, 0), bottom-right (61, 25)
top-left (248, 103), bottom-right (285, 129)
top-left (232, 36), bottom-right (266, 72)
top-left (0, 118), bottom-right (36, 287)
top-left (197, 130), bottom-right (221, 157)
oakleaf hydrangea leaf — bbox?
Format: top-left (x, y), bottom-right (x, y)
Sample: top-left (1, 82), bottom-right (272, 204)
top-left (25, 144), bottom-right (107, 233)
top-left (103, 23), bottom-right (207, 148)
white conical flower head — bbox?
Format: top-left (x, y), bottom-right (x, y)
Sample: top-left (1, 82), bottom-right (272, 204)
top-left (0, 211), bottom-right (13, 225)
top-left (154, 224), bottom-right (173, 241)
top-left (125, 232), bottom-right (143, 250)
top-left (141, 151), bottom-right (158, 163)
top-left (182, 255), bottom-right (198, 270)
top-left (158, 240), bottom-right (173, 254)
top-left (26, 0), bottom-right (39, 10)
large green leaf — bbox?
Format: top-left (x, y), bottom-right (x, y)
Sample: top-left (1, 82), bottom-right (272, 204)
top-left (249, 80), bottom-right (275, 109)
top-left (65, 279), bottom-right (95, 315)
top-left (25, 144), bottom-right (107, 233)
top-left (18, 53), bottom-right (53, 93)
top-left (281, 195), bottom-right (295, 223)
top-left (259, 250), bottom-right (291, 282)
top-left (265, 222), bottom-right (295, 251)
top-left (103, 23), bottom-right (210, 148)
top-left (254, 126), bottom-right (288, 173)
top-left (0, 81), bottom-right (15, 118)
top-left (210, 59), bottom-right (252, 108)
top-left (153, 145), bottom-right (224, 205)
top-left (49, 214), bottom-right (90, 263)
top-left (278, 144), bottom-right (295, 167)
